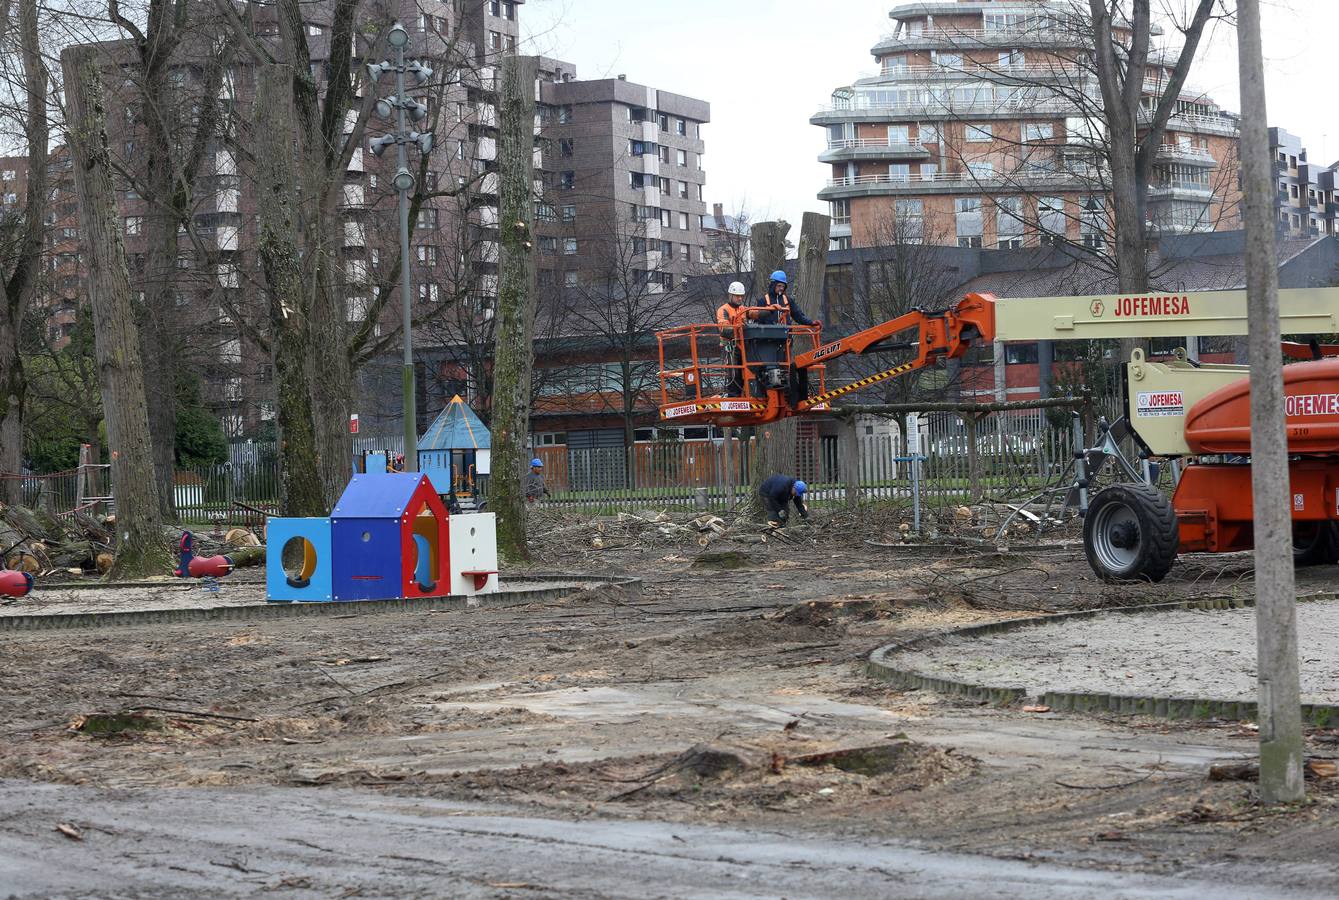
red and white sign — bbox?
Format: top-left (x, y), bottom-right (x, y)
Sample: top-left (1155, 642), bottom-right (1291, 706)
top-left (349, 414), bottom-right (360, 434)
top-left (1285, 393), bottom-right (1339, 417)
top-left (1115, 295), bottom-right (1191, 318)
top-left (663, 403), bottom-right (700, 419)
top-left (1135, 391), bottom-right (1184, 417)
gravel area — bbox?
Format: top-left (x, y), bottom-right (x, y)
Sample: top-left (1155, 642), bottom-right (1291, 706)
top-left (891, 600), bottom-right (1339, 704)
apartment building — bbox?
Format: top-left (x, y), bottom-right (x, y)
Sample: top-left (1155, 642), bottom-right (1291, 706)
top-left (29, 0), bottom-right (524, 439)
top-left (1270, 127), bottom-right (1339, 238)
top-left (2, 149), bottom-right (81, 349)
top-left (535, 74), bottom-right (711, 293)
top-left (813, 0), bottom-right (1241, 250)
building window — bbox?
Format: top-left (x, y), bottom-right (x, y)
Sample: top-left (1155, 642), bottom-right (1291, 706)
top-left (558, 105), bottom-right (572, 124)
top-left (504, 1), bottom-right (517, 20)
top-left (1023, 122), bottom-right (1054, 142)
top-left (416, 245), bottom-right (438, 266)
top-left (955, 197), bottom-right (982, 244)
top-left (658, 112), bottom-right (670, 131)
top-left (921, 162), bottom-right (939, 180)
top-left (679, 212), bottom-right (690, 230)
top-left (489, 31), bottom-right (503, 50)
top-left (658, 176), bottom-right (671, 194)
top-left (658, 145), bottom-right (671, 163)
top-left (561, 138), bottom-right (575, 158)
top-left (539, 236), bottom-right (557, 254)
top-left (564, 238), bottom-right (577, 255)
top-left (416, 209), bottom-right (439, 229)
top-left (488, 0), bottom-right (500, 15)
top-left (660, 209), bottom-right (672, 228)
top-left (629, 172), bottom-right (651, 190)
top-left (124, 216), bottom-right (142, 235)
top-left (888, 124), bottom-right (911, 145)
top-left (830, 198), bottom-right (851, 225)
top-left (896, 199), bottom-right (923, 242)
top-left (676, 149), bottom-right (687, 167)
top-left (564, 270), bottom-right (578, 287)
top-left (678, 180), bottom-right (689, 199)
top-left (888, 163), bottom-right (911, 183)
top-left (560, 171), bottom-right (575, 190)
top-left (966, 161), bottom-right (994, 179)
top-left (418, 283), bottom-right (440, 302)
top-left (965, 123), bottom-right (993, 142)
top-left (676, 118), bottom-right (686, 135)
top-left (660, 240), bottom-right (673, 256)
top-left (680, 244), bottom-right (690, 261)
top-left (561, 204), bottom-right (576, 222)
top-left (919, 123), bottom-right (940, 146)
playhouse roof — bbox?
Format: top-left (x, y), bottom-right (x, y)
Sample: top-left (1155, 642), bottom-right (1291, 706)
top-left (332, 473), bottom-right (438, 519)
top-left (419, 395), bottom-right (491, 451)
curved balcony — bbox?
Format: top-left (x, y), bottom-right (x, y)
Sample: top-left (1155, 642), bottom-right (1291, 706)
top-left (812, 96), bottom-right (1078, 126)
top-left (819, 167), bottom-right (1100, 200)
top-left (873, 25), bottom-right (1089, 54)
top-left (1155, 144), bottom-right (1217, 168)
top-left (819, 138), bottom-right (932, 163)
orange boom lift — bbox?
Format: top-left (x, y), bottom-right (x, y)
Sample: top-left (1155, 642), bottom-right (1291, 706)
top-left (656, 287), bottom-right (1339, 582)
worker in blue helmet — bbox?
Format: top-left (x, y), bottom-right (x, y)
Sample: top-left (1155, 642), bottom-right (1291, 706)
top-left (751, 270), bottom-right (820, 403)
top-left (751, 270), bottom-right (820, 329)
top-left (758, 474), bottom-right (809, 527)
top-left (525, 457), bottom-right (548, 503)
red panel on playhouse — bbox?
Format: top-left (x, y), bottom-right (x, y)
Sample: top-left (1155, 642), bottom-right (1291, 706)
top-left (330, 473), bottom-right (451, 601)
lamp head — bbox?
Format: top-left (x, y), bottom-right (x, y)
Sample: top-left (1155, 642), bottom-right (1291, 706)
top-left (387, 22), bottom-right (409, 48)
top-left (392, 168), bottom-right (416, 192)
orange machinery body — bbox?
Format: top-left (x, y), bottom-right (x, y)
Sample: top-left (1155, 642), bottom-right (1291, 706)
top-left (1172, 359), bottom-right (1339, 554)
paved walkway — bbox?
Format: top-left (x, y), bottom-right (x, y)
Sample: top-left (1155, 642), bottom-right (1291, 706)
top-left (892, 600), bottom-right (1339, 704)
top-left (0, 782), bottom-right (1318, 899)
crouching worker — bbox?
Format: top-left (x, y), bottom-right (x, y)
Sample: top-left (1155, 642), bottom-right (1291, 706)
top-left (758, 474), bottom-right (809, 527)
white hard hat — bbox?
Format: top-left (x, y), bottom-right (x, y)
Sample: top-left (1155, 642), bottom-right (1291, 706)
top-left (727, 281), bottom-right (746, 296)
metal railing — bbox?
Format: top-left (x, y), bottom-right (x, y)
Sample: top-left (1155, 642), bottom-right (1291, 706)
top-left (825, 167), bottom-right (1100, 189)
top-left (825, 138), bottom-right (926, 152)
top-left (1157, 144), bottom-right (1216, 163)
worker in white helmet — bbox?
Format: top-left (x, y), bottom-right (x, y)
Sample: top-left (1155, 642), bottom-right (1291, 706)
top-left (715, 280), bottom-right (761, 396)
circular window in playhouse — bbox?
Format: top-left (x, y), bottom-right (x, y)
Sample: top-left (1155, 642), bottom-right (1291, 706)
top-left (282, 536), bottom-right (317, 589)
top-left (470, 527), bottom-right (476, 537)
top-left (361, 531), bottom-right (372, 542)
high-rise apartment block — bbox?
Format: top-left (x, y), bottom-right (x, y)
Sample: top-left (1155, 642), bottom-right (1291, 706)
top-left (1269, 127), bottom-right (1339, 239)
top-left (535, 75), bottom-right (710, 293)
top-left (813, 0), bottom-right (1241, 250)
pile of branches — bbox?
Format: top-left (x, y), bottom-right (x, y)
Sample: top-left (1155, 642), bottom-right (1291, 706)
top-left (0, 504), bottom-right (263, 579)
top-left (0, 503), bottom-right (116, 576)
top-left (530, 508), bottom-right (814, 554)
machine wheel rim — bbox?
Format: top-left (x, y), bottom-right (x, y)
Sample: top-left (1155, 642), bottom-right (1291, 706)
top-left (1090, 501), bottom-right (1141, 574)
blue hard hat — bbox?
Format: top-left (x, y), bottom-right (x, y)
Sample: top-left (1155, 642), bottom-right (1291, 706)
top-left (530, 458), bottom-right (543, 468)
top-left (770, 270), bottom-right (788, 284)
top-left (793, 480), bottom-right (807, 495)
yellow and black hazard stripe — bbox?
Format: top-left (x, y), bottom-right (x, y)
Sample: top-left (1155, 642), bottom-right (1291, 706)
top-left (660, 399), bottom-right (767, 418)
top-left (799, 361), bottom-right (919, 409)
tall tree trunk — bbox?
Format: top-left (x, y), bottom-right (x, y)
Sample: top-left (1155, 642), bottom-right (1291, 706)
top-left (0, 0), bottom-right (46, 504)
top-left (746, 220), bottom-right (792, 514)
top-left (254, 64), bottom-right (327, 517)
top-left (62, 45), bottom-right (169, 578)
top-left (490, 55), bottom-right (540, 562)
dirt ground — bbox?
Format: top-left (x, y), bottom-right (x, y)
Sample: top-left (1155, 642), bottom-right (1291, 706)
top-left (5, 509), bottom-right (1339, 893)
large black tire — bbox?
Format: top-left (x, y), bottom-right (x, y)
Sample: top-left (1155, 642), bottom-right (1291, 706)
top-left (1083, 483), bottom-right (1178, 583)
top-left (1293, 522), bottom-right (1339, 566)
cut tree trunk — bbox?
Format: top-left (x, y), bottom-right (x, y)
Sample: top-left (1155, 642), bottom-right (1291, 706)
top-left (745, 221), bottom-right (792, 516)
top-left (490, 55), bottom-right (541, 562)
top-left (62, 45), bottom-right (170, 579)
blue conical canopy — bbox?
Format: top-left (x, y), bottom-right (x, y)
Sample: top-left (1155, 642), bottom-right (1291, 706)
top-left (418, 395), bottom-right (491, 451)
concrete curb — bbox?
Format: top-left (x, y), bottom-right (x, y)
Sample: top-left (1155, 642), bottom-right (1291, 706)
top-left (866, 590), bottom-right (1339, 727)
top-left (0, 575), bottom-right (641, 634)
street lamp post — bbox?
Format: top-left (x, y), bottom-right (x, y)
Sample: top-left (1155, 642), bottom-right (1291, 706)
top-left (368, 22), bottom-right (433, 472)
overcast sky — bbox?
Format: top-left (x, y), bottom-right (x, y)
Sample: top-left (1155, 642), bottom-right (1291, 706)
top-left (523, 0), bottom-right (1339, 241)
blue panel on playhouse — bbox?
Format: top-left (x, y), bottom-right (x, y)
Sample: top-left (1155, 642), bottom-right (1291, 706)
top-left (364, 452), bottom-right (388, 474)
top-left (266, 518), bottom-right (333, 602)
top-left (419, 450), bottom-right (453, 495)
top-left (331, 516), bottom-right (404, 600)
top-left (333, 473), bottom-right (429, 519)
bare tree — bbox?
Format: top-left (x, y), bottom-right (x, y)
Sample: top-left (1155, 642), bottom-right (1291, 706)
top-left (915, 0), bottom-right (1231, 291)
top-left (490, 53), bottom-right (539, 562)
top-left (0, 0), bottom-right (47, 504)
top-left (833, 210), bottom-right (967, 438)
top-left (63, 43), bottom-right (167, 577)
top-left (562, 210), bottom-right (707, 451)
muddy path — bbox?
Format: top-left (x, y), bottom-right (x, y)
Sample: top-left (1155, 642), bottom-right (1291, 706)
top-left (4, 531), bottom-right (1339, 894)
